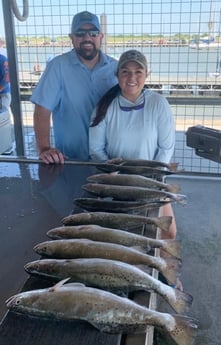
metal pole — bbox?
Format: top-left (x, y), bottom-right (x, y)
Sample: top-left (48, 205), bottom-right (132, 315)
top-left (2, 0), bottom-right (25, 155)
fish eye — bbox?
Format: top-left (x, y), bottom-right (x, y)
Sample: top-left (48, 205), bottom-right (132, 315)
top-left (15, 299), bottom-right (21, 305)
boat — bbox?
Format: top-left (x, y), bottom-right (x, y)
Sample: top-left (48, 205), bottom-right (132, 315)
top-left (209, 55), bottom-right (221, 78)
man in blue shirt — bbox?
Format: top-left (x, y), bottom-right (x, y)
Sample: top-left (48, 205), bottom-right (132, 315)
top-left (31, 11), bottom-right (118, 164)
top-left (0, 54), bottom-right (11, 112)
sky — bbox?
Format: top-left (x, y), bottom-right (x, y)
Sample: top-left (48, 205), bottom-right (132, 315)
top-left (0, 0), bottom-right (220, 38)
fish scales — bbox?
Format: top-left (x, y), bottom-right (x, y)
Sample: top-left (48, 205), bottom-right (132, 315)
top-left (83, 183), bottom-right (187, 204)
top-left (24, 258), bottom-right (192, 314)
top-left (62, 211), bottom-right (172, 232)
top-left (6, 281), bottom-right (198, 345)
top-left (95, 163), bottom-right (178, 176)
top-left (47, 224), bottom-right (181, 258)
top-left (74, 198), bottom-right (172, 213)
top-left (33, 239), bottom-right (181, 284)
top-left (107, 158), bottom-right (179, 171)
top-left (87, 172), bottom-right (180, 193)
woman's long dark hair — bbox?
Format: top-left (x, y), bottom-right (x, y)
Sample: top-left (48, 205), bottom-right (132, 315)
top-left (90, 84), bottom-right (121, 127)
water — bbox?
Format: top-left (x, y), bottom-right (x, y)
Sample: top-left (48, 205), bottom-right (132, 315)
top-left (17, 45), bottom-right (221, 78)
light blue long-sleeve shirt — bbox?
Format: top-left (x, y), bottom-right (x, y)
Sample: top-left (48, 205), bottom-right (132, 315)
top-left (31, 49), bottom-right (118, 160)
top-left (89, 89), bottom-right (175, 163)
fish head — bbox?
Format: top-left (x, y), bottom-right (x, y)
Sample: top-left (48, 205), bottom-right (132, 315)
top-left (24, 260), bottom-right (42, 274)
top-left (6, 291), bottom-right (40, 313)
top-left (46, 228), bottom-right (61, 239)
top-left (33, 241), bottom-right (52, 257)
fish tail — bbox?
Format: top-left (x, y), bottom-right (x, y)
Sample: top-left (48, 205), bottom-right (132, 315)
top-left (157, 216), bottom-right (172, 232)
top-left (168, 314), bottom-right (198, 345)
top-left (161, 239), bottom-right (181, 259)
top-left (165, 183), bottom-right (181, 193)
top-left (173, 194), bottom-right (187, 205)
top-left (161, 256), bottom-right (182, 285)
top-left (168, 162), bottom-right (179, 171)
top-left (164, 287), bottom-right (193, 314)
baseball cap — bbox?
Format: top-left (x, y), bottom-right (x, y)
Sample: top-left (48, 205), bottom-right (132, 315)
top-left (118, 50), bottom-right (147, 70)
top-left (71, 11), bottom-right (101, 33)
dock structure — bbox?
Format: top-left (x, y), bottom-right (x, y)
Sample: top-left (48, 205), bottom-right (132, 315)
top-left (18, 71), bottom-right (221, 96)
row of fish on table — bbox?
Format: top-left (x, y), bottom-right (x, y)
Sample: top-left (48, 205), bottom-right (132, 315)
top-left (6, 158), bottom-right (198, 345)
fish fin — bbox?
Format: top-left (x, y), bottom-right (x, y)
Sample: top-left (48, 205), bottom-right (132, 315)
top-left (173, 194), bottom-right (187, 205)
top-left (161, 256), bottom-right (182, 285)
top-left (109, 171), bottom-right (120, 175)
top-left (49, 277), bottom-right (71, 291)
top-left (168, 162), bottom-right (179, 171)
top-left (161, 239), bottom-right (181, 259)
top-left (157, 216), bottom-right (172, 232)
top-left (63, 282), bottom-right (86, 288)
top-left (165, 184), bottom-right (181, 193)
top-left (168, 315), bottom-right (198, 345)
top-left (171, 289), bottom-right (193, 314)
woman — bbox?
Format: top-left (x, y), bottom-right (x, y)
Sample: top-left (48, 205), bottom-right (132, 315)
top-left (89, 49), bottom-right (176, 240)
top-left (89, 49), bottom-right (175, 163)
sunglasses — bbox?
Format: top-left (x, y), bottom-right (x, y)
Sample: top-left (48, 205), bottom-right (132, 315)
top-left (73, 30), bottom-right (100, 38)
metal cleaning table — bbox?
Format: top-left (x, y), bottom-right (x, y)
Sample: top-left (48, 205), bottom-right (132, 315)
top-left (0, 159), bottom-right (158, 345)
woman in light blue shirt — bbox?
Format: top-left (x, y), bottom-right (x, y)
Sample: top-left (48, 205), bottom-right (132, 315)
top-left (89, 51), bottom-right (180, 282)
top-left (89, 50), bottom-right (175, 163)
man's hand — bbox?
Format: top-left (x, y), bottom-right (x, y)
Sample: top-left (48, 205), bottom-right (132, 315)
top-left (39, 148), bottom-right (65, 164)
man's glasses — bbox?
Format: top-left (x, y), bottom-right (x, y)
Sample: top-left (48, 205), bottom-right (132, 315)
top-left (74, 30), bottom-right (100, 38)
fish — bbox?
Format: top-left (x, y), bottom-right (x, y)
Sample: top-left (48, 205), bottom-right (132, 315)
top-left (33, 239), bottom-right (181, 284)
top-left (24, 258), bottom-right (192, 314)
top-left (6, 280), bottom-right (198, 345)
top-left (95, 163), bottom-right (180, 177)
top-left (82, 183), bottom-right (187, 204)
top-left (62, 211), bottom-right (172, 232)
top-left (74, 197), bottom-right (173, 213)
top-left (107, 158), bottom-right (179, 171)
top-left (47, 224), bottom-right (181, 258)
top-left (87, 172), bottom-right (181, 193)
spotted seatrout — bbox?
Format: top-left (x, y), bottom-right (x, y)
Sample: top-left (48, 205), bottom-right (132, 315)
top-left (33, 239), bottom-right (181, 284)
top-left (95, 163), bottom-right (180, 176)
top-left (62, 212), bottom-right (172, 232)
top-left (83, 183), bottom-right (187, 204)
top-left (74, 198), bottom-right (172, 213)
top-left (107, 158), bottom-right (179, 171)
top-left (6, 280), bottom-right (198, 345)
top-left (47, 224), bottom-right (181, 258)
top-left (24, 258), bottom-right (192, 314)
top-left (87, 172), bottom-right (180, 193)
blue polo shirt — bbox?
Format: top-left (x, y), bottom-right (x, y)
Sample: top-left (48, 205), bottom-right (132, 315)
top-left (31, 49), bottom-right (118, 160)
top-left (0, 54), bottom-right (10, 94)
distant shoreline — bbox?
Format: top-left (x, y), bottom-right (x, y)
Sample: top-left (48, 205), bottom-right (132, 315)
top-left (16, 42), bottom-right (189, 48)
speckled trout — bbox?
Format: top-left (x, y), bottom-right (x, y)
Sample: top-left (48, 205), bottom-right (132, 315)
top-left (24, 258), bottom-right (192, 314)
top-left (107, 158), bottom-right (179, 171)
top-left (34, 239), bottom-right (181, 284)
top-left (47, 224), bottom-right (181, 258)
top-left (6, 280), bottom-right (198, 345)
top-left (95, 163), bottom-right (180, 176)
top-left (74, 198), bottom-right (172, 213)
top-left (83, 184), bottom-right (187, 204)
top-left (62, 212), bottom-right (172, 232)
top-left (87, 172), bottom-right (180, 193)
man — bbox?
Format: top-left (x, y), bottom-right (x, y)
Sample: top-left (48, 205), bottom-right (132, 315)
top-left (0, 53), bottom-right (11, 112)
top-left (31, 11), bottom-right (118, 164)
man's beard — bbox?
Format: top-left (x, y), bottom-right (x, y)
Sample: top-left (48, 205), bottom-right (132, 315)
top-left (76, 41), bottom-right (99, 60)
